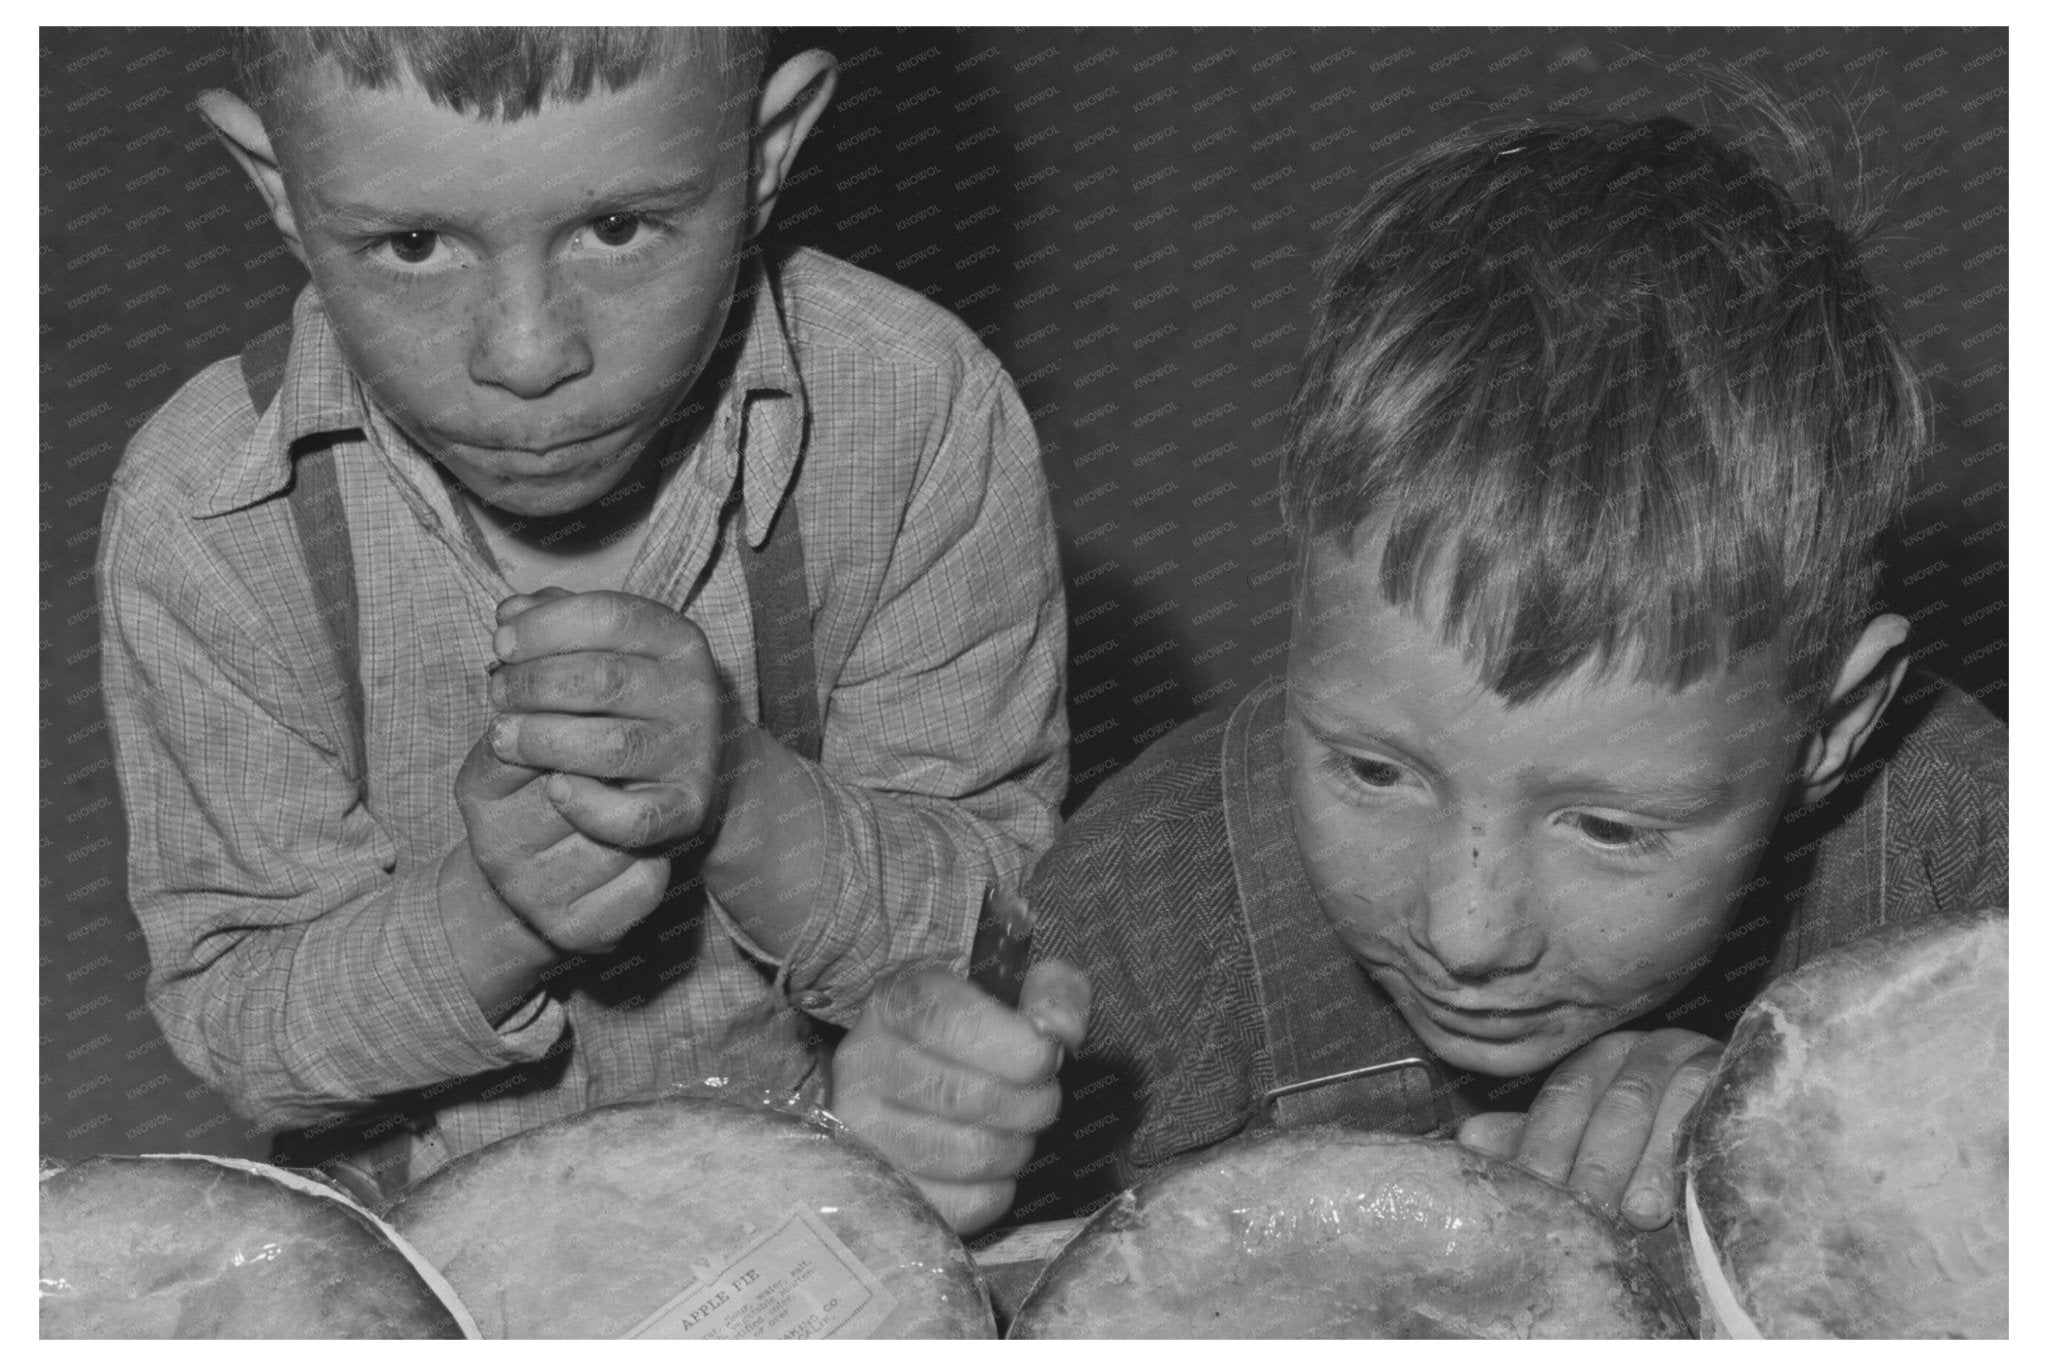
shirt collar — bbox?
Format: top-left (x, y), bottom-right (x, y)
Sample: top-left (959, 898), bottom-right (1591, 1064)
top-left (722, 256), bottom-right (807, 547)
top-left (194, 284), bottom-right (367, 518)
top-left (192, 252), bottom-right (808, 535)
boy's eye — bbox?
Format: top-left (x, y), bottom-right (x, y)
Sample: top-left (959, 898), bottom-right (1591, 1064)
top-left (1567, 813), bottom-right (1667, 854)
top-left (588, 213), bottom-right (652, 249)
top-left (1347, 757), bottom-right (1405, 788)
top-left (386, 230), bottom-right (440, 265)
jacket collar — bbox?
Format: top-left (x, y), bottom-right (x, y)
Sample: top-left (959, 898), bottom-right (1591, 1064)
top-left (193, 252), bottom-right (807, 537)
top-left (1221, 678), bottom-right (1460, 1136)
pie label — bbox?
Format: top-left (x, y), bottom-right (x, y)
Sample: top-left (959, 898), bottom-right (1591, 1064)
top-left (623, 1207), bottom-right (897, 1340)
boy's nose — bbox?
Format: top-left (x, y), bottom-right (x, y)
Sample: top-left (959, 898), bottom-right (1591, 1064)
top-left (468, 268), bottom-right (594, 400)
top-left (1414, 825), bottom-right (1543, 981)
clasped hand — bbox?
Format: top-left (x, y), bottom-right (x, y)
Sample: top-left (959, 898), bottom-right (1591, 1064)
top-left (454, 588), bottom-right (730, 956)
top-left (487, 587), bottom-right (729, 848)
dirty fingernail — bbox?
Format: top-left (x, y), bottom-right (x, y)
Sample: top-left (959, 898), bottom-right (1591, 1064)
top-left (1027, 1019), bottom-right (1066, 1072)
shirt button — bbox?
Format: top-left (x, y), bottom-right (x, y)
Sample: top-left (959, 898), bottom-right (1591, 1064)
top-left (795, 990), bottom-right (832, 1012)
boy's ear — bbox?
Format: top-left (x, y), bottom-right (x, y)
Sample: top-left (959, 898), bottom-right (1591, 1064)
top-left (196, 89), bottom-right (306, 267)
top-left (1792, 613), bottom-right (1912, 807)
top-left (745, 50), bottom-right (837, 239)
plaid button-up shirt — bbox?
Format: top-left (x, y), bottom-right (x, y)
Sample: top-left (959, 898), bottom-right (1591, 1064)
top-left (98, 247), bottom-right (1068, 1167)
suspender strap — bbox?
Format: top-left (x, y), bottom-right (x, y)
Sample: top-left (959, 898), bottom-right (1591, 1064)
top-left (738, 494), bottom-right (823, 764)
top-left (245, 321), bottom-right (368, 784)
top-left (286, 446), bottom-right (369, 785)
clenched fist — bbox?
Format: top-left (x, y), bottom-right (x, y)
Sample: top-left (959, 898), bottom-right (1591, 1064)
top-left (830, 960), bottom-right (1091, 1236)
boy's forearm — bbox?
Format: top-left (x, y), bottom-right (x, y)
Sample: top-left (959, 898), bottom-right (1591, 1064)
top-left (701, 725), bottom-right (829, 958)
top-left (436, 843), bottom-right (562, 1022)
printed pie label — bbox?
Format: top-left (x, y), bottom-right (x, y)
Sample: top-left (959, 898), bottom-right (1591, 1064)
top-left (622, 1207), bottom-right (897, 1340)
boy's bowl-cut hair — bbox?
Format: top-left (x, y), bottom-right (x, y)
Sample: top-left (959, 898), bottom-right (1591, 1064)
top-left (234, 26), bottom-right (770, 126)
top-left (1282, 112), bottom-right (1927, 718)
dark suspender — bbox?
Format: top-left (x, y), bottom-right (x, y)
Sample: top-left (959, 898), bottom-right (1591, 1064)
top-left (239, 322), bottom-right (823, 771)
top-left (288, 453), bottom-right (369, 779)
top-left (737, 490), bottom-right (823, 765)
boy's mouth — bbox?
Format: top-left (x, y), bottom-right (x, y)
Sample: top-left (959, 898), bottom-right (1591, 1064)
top-left (402, 411), bottom-right (635, 480)
top-left (1408, 992), bottom-right (1563, 1041)
top-left (1422, 995), bottom-right (1556, 1018)
top-left (464, 426), bottom-right (626, 465)
top-left (438, 430), bottom-right (646, 494)
top-left (1370, 965), bottom-right (1567, 1041)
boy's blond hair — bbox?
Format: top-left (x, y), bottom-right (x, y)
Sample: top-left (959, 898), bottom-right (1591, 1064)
top-left (1282, 112), bottom-right (1927, 717)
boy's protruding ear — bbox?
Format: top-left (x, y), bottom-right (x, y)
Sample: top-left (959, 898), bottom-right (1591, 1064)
top-left (745, 50), bottom-right (837, 239)
top-left (1792, 613), bottom-right (1912, 807)
top-left (196, 88), bottom-right (306, 267)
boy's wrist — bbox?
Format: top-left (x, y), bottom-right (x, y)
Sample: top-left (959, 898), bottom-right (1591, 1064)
top-left (436, 842), bottom-right (559, 1024)
top-left (698, 721), bottom-right (781, 876)
top-left (699, 724), bottom-right (829, 957)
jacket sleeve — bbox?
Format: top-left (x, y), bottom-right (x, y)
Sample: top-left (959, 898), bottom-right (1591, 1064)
top-left (1011, 802), bottom-right (1162, 1221)
top-left (97, 479), bottom-right (564, 1133)
top-left (1008, 730), bottom-right (1261, 1222)
top-left (1914, 688), bottom-right (2008, 916)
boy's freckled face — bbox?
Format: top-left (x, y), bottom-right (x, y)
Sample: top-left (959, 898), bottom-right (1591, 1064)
top-left (1281, 537), bottom-right (1804, 1078)
top-left (275, 59), bottom-right (751, 517)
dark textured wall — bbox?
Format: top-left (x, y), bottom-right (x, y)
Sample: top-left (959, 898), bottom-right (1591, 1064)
top-left (42, 27), bottom-right (2006, 1159)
